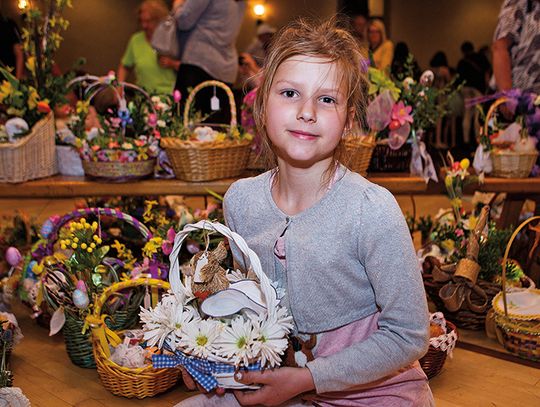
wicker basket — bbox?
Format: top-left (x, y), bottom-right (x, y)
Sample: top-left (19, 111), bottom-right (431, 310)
top-left (342, 135), bottom-right (376, 176)
top-left (0, 112), bottom-right (57, 183)
top-left (486, 98), bottom-right (538, 178)
top-left (492, 216), bottom-right (540, 361)
top-left (40, 208), bottom-right (153, 368)
top-left (64, 313), bottom-right (96, 368)
top-left (87, 278), bottom-right (179, 398)
top-left (368, 140), bottom-right (412, 172)
top-left (82, 158), bottom-right (156, 182)
top-left (423, 275), bottom-right (501, 330)
top-left (161, 81), bottom-right (251, 181)
top-left (419, 313), bottom-right (458, 379)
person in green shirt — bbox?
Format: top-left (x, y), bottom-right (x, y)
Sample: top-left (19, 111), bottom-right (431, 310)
top-left (118, 0), bottom-right (179, 95)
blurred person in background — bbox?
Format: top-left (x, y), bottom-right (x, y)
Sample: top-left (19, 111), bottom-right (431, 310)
top-left (367, 19), bottom-right (393, 73)
top-left (173, 0), bottom-right (246, 123)
top-left (0, 12), bottom-right (23, 78)
top-left (245, 23), bottom-right (276, 67)
top-left (492, 0), bottom-right (540, 94)
top-left (118, 0), bottom-right (179, 94)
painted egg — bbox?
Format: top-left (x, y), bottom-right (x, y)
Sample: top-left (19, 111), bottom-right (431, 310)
top-left (73, 289), bottom-right (89, 309)
top-left (5, 247), bottom-right (22, 267)
top-left (5, 117), bottom-right (29, 138)
top-left (419, 70), bottom-right (435, 87)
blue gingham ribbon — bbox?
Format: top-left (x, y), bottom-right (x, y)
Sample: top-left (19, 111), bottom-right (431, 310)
top-left (152, 352), bottom-right (262, 392)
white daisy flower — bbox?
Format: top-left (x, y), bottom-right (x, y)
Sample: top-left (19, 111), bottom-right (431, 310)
top-left (252, 309), bottom-right (294, 367)
top-left (140, 292), bottom-right (196, 349)
top-left (179, 319), bottom-right (223, 358)
top-left (216, 316), bottom-right (256, 366)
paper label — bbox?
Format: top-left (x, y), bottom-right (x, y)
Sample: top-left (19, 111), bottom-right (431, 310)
top-left (210, 96), bottom-right (220, 111)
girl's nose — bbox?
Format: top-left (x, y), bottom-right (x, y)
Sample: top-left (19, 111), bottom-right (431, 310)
top-left (296, 99), bottom-right (317, 123)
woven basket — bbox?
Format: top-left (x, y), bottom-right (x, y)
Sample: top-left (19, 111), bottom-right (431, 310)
top-left (41, 208), bottom-right (153, 368)
top-left (342, 135), bottom-right (376, 176)
top-left (0, 112), bottom-right (57, 183)
top-left (87, 278), bottom-right (178, 398)
top-left (492, 216), bottom-right (540, 361)
top-left (423, 274), bottom-right (500, 330)
top-left (158, 221), bottom-right (289, 391)
top-left (64, 312), bottom-right (95, 368)
top-left (369, 141), bottom-right (412, 172)
top-left (419, 314), bottom-right (457, 379)
top-left (82, 158), bottom-right (156, 182)
top-left (161, 81), bottom-right (251, 181)
top-left (487, 98), bottom-right (538, 178)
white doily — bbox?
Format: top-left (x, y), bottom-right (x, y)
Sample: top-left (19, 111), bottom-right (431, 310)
top-left (428, 312), bottom-right (458, 357)
top-left (0, 387), bottom-right (31, 407)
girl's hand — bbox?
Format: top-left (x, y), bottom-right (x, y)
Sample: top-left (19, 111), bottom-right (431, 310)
top-left (179, 367), bottom-right (225, 396)
top-left (233, 367), bottom-right (315, 406)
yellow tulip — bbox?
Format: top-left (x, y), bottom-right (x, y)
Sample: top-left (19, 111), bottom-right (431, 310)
top-left (460, 158), bottom-right (470, 170)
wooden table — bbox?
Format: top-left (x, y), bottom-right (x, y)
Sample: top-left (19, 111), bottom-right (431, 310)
top-left (476, 177), bottom-right (540, 228)
top-left (0, 173), bottom-right (429, 199)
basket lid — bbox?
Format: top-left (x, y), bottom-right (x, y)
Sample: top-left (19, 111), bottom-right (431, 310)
top-left (492, 289), bottom-right (540, 320)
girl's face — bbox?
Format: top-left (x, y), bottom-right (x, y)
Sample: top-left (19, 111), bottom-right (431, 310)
top-left (266, 55), bottom-right (351, 168)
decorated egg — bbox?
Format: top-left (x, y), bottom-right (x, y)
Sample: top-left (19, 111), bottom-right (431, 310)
top-left (5, 247), bottom-right (22, 267)
top-left (5, 117), bottom-right (29, 139)
top-left (419, 70), bottom-right (435, 87)
top-left (73, 280), bottom-right (89, 309)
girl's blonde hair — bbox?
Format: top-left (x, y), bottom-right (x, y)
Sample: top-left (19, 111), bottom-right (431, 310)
top-left (138, 0), bottom-right (169, 22)
top-left (368, 19), bottom-right (388, 45)
top-left (252, 17), bottom-right (368, 170)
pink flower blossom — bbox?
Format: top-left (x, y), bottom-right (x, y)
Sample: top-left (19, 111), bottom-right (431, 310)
top-left (147, 113), bottom-right (157, 127)
top-left (391, 101), bottom-right (413, 126)
top-left (173, 90), bottom-right (182, 103)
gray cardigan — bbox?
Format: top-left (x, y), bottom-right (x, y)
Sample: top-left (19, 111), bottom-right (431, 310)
top-left (174, 0), bottom-right (245, 83)
top-left (223, 169), bottom-right (429, 393)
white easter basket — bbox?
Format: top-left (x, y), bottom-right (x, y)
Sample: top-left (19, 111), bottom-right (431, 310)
top-left (153, 220), bottom-right (289, 390)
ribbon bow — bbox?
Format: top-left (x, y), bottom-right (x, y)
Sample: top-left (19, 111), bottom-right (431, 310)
top-left (152, 352), bottom-right (261, 392)
top-left (84, 314), bottom-right (122, 357)
top-left (432, 206), bottom-right (491, 313)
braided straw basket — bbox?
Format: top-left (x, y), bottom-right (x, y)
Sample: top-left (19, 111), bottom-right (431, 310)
top-left (87, 278), bottom-right (179, 398)
top-left (487, 97), bottom-right (538, 178)
top-left (342, 134), bottom-right (376, 176)
top-left (161, 81), bottom-right (251, 181)
top-left (0, 112), bottom-right (57, 183)
top-left (492, 216), bottom-right (540, 361)
top-left (82, 158), bottom-right (156, 182)
top-left (41, 207), bottom-right (153, 368)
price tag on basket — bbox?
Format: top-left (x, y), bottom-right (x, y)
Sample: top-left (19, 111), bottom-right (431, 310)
top-left (210, 86), bottom-right (220, 111)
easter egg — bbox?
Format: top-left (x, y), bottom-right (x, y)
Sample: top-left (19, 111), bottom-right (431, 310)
top-left (419, 70), bottom-right (434, 87)
top-left (73, 289), bottom-right (89, 309)
top-left (5, 247), bottom-right (22, 267)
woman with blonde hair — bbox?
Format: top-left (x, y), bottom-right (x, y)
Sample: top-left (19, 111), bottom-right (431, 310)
top-left (367, 18), bottom-right (394, 73)
top-left (118, 0), bottom-right (180, 94)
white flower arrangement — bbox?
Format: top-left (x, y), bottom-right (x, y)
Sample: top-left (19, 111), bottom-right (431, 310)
top-left (140, 221), bottom-right (293, 377)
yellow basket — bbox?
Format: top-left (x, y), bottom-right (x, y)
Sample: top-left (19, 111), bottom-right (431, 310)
top-left (342, 134), bottom-right (376, 176)
top-left (0, 112), bottom-right (57, 183)
top-left (161, 80), bottom-right (250, 181)
top-left (87, 278), bottom-right (179, 398)
top-left (492, 216), bottom-right (540, 361)
top-left (486, 98), bottom-right (538, 178)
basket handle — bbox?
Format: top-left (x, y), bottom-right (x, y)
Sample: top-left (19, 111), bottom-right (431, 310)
top-left (45, 208), bottom-right (152, 256)
top-left (483, 97), bottom-right (508, 138)
top-left (87, 277), bottom-right (170, 358)
top-left (500, 215), bottom-right (540, 316)
top-left (169, 221), bottom-right (277, 318)
top-left (183, 80), bottom-right (237, 128)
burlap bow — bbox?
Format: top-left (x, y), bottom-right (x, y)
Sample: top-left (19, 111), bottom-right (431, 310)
top-left (433, 206), bottom-right (490, 313)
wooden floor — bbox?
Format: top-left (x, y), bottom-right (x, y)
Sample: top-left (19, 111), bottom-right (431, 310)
top-left (3, 196), bottom-right (540, 406)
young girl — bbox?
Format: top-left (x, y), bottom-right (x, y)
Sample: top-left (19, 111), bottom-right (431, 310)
top-left (177, 18), bottom-right (433, 407)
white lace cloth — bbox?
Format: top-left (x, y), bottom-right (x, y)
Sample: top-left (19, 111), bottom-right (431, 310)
top-left (429, 312), bottom-right (458, 357)
top-left (0, 388), bottom-right (31, 407)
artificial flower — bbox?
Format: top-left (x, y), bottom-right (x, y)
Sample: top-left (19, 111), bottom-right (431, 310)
top-left (179, 318), bottom-right (222, 358)
top-left (252, 309), bottom-right (293, 367)
top-left (391, 101), bottom-right (413, 126)
top-left (216, 316), bottom-right (256, 366)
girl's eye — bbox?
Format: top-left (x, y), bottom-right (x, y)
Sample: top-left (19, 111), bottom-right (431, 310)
top-left (280, 90), bottom-right (298, 98)
top-left (320, 96), bottom-right (336, 104)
